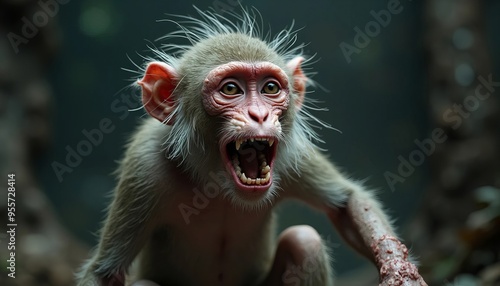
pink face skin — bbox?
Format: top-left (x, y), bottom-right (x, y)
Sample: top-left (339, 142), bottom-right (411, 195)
top-left (202, 61), bottom-right (291, 195)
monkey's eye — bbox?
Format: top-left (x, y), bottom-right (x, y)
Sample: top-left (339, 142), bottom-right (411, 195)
top-left (220, 82), bottom-right (242, 96)
top-left (262, 82), bottom-right (280, 94)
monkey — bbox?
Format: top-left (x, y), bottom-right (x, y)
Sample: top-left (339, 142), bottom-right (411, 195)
top-left (76, 7), bottom-right (428, 286)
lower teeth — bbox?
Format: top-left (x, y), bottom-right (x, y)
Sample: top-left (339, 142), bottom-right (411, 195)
top-left (238, 172), bottom-right (270, 185)
top-left (232, 152), bottom-right (270, 185)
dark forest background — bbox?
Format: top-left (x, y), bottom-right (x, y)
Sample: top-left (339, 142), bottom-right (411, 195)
top-left (1, 0), bottom-right (499, 285)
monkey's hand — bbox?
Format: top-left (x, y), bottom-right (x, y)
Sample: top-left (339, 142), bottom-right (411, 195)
top-left (378, 259), bottom-right (427, 286)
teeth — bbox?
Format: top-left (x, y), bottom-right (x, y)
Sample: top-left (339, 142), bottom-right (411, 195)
top-left (262, 165), bottom-right (270, 174)
top-left (233, 138), bottom-right (275, 185)
top-left (235, 138), bottom-right (275, 148)
top-left (238, 171), bottom-right (271, 185)
top-left (236, 160), bottom-right (271, 185)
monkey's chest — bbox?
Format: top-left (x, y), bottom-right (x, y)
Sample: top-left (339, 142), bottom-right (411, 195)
top-left (149, 197), bottom-right (276, 285)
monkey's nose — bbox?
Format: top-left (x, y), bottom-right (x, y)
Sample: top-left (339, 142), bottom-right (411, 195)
top-left (248, 105), bottom-right (269, 124)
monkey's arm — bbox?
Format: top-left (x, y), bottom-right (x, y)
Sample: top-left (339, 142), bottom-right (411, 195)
top-left (76, 122), bottom-right (166, 286)
top-left (289, 149), bottom-right (427, 286)
top-left (77, 181), bottom-right (160, 286)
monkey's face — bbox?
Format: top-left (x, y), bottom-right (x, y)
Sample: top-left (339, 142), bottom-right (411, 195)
top-left (139, 52), bottom-right (307, 205)
top-left (202, 61), bottom-right (291, 196)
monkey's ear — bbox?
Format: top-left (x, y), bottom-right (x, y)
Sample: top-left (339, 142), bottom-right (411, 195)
top-left (138, 62), bottom-right (178, 125)
top-left (287, 56), bottom-right (307, 110)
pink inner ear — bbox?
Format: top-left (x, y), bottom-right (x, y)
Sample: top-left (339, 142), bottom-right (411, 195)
top-left (156, 79), bottom-right (176, 105)
top-left (287, 57), bottom-right (307, 110)
top-left (138, 62), bottom-right (178, 124)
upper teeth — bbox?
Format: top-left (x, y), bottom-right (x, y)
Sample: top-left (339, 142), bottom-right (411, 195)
top-left (235, 138), bottom-right (274, 150)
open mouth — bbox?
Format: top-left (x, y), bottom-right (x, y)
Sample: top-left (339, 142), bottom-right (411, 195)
top-left (224, 137), bottom-right (277, 192)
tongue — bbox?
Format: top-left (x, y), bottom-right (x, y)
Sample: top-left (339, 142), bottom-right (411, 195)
top-left (239, 149), bottom-right (259, 179)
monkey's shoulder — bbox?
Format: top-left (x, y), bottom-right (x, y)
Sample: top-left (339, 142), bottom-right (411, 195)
top-left (115, 119), bottom-right (173, 179)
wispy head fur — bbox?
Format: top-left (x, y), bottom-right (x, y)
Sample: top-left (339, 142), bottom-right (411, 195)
top-left (155, 7), bottom-right (306, 63)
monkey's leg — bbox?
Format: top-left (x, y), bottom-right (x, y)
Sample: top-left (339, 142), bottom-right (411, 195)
top-left (264, 225), bottom-right (333, 286)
